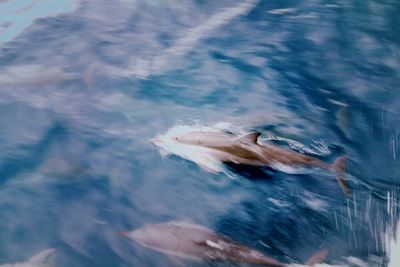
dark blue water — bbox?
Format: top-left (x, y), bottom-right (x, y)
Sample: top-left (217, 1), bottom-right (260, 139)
top-left (0, 0), bottom-right (399, 266)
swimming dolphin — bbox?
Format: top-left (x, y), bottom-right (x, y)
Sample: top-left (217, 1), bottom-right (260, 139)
top-left (121, 221), bottom-right (328, 266)
top-left (0, 65), bottom-right (78, 87)
top-left (154, 130), bottom-right (350, 195)
top-left (0, 248), bottom-right (56, 267)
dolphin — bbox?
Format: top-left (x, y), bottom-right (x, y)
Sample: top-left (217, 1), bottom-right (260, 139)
top-left (0, 248), bottom-right (56, 267)
top-left (154, 130), bottom-right (350, 195)
top-left (0, 65), bottom-right (78, 87)
top-left (121, 221), bottom-right (328, 267)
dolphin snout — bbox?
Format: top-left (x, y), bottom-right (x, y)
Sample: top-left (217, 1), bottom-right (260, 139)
top-left (119, 231), bottom-right (131, 238)
top-left (122, 229), bottom-right (150, 244)
top-left (150, 137), bottom-right (162, 146)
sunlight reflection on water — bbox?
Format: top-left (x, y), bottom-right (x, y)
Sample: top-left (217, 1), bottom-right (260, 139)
top-left (0, 0), bottom-right (79, 43)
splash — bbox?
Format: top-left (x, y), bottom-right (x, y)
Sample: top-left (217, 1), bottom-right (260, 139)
top-left (386, 222), bottom-right (400, 267)
top-left (262, 135), bottom-right (331, 156)
top-left (384, 189), bottom-right (400, 267)
top-left (0, 0), bottom-right (80, 43)
top-left (289, 257), bottom-right (371, 267)
top-left (151, 124), bottom-right (228, 173)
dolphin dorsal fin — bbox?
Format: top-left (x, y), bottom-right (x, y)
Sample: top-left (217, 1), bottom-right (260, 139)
top-left (28, 248), bottom-right (56, 263)
top-left (236, 132), bottom-right (261, 144)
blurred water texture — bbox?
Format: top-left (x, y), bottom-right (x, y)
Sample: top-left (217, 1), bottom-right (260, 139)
top-left (0, 0), bottom-right (399, 266)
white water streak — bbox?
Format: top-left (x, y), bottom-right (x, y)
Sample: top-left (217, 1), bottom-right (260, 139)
top-left (262, 135), bottom-right (331, 156)
top-left (152, 125), bottom-right (226, 173)
top-left (164, 0), bottom-right (258, 57)
top-left (386, 190), bottom-right (400, 267)
top-left (387, 222), bottom-right (400, 267)
top-left (128, 0), bottom-right (259, 78)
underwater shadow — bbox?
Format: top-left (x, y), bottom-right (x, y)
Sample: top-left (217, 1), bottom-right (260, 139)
top-left (224, 162), bottom-right (276, 180)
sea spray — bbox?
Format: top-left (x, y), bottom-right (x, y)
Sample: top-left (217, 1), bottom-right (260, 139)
top-left (152, 125), bottom-right (227, 173)
top-left (386, 221), bottom-right (400, 267)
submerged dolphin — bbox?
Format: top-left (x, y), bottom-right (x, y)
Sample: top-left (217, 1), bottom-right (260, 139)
top-left (154, 130), bottom-right (349, 194)
top-left (122, 221), bottom-right (327, 266)
top-left (0, 248), bottom-right (56, 267)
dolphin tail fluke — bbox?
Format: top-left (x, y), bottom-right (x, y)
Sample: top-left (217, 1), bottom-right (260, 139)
top-left (304, 248), bottom-right (328, 266)
top-left (331, 155), bottom-right (350, 196)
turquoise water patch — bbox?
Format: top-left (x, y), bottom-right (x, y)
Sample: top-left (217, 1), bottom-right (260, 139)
top-left (0, 0), bottom-right (79, 43)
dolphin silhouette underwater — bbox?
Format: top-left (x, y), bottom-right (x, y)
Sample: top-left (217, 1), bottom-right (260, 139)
top-left (0, 248), bottom-right (56, 267)
top-left (122, 221), bottom-right (328, 266)
top-left (153, 130), bottom-right (350, 195)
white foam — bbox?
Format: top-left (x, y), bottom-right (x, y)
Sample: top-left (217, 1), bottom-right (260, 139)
top-left (290, 257), bottom-right (371, 267)
top-left (152, 124), bottom-right (227, 173)
top-left (267, 197), bottom-right (289, 208)
top-left (289, 264), bottom-right (346, 267)
top-left (267, 8), bottom-right (297, 15)
top-left (345, 257), bottom-right (368, 266)
top-left (262, 135), bottom-right (331, 156)
top-left (386, 221), bottom-right (400, 267)
top-left (302, 191), bottom-right (328, 211)
top-left (271, 162), bottom-right (311, 175)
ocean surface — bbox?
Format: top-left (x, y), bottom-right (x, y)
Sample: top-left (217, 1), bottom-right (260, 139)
top-left (0, 0), bottom-right (399, 266)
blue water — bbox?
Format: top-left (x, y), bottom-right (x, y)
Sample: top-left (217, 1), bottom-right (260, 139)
top-left (0, 0), bottom-right (399, 266)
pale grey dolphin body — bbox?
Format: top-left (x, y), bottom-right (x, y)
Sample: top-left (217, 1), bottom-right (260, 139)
top-left (172, 131), bottom-right (349, 194)
top-left (0, 249), bottom-right (56, 267)
top-left (122, 221), bottom-right (327, 266)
